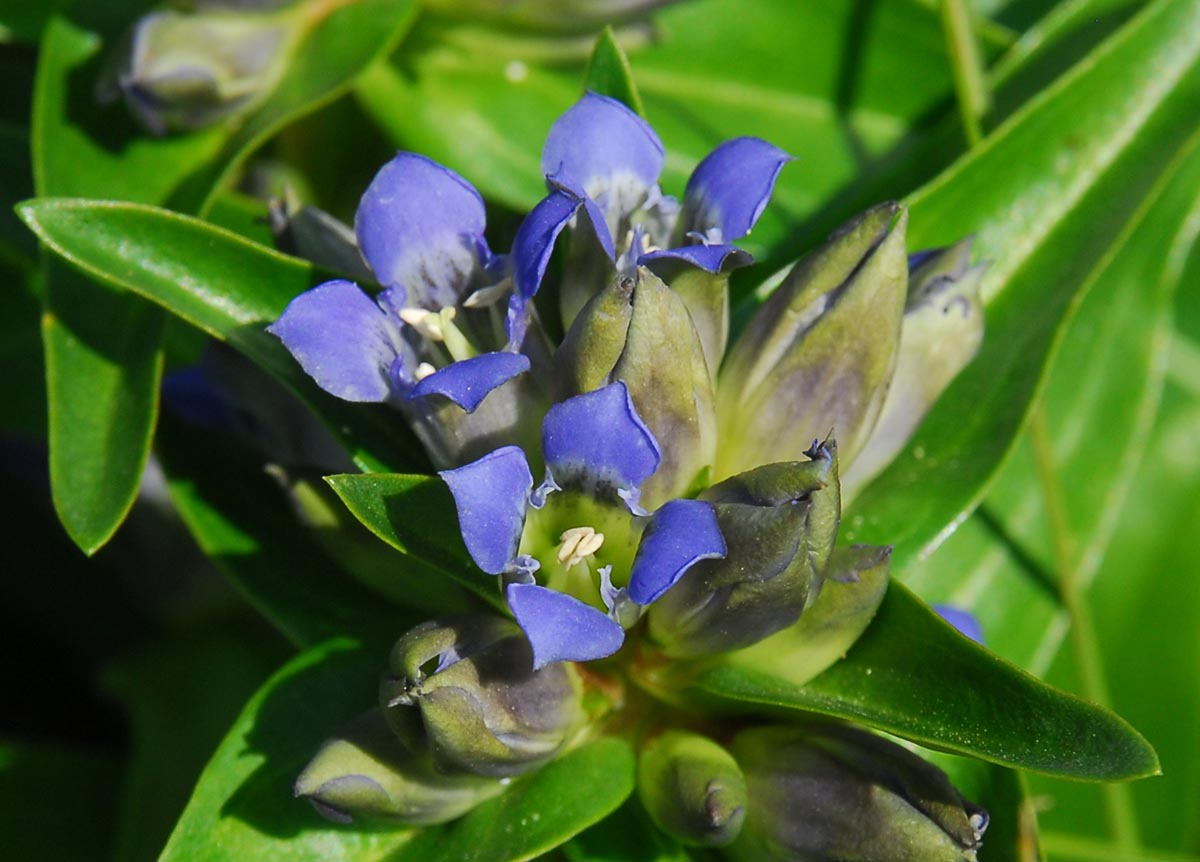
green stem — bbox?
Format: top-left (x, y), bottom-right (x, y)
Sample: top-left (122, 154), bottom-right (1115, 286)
top-left (941, 0), bottom-right (991, 146)
top-left (1029, 405), bottom-right (1142, 852)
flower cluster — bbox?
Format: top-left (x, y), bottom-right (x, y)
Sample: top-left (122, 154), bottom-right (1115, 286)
top-left (271, 91), bottom-right (987, 857)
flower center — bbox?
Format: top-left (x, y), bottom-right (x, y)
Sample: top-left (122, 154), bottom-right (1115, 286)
top-left (556, 526), bottom-right (605, 568)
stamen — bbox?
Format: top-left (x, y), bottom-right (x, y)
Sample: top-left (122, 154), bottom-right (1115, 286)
top-left (556, 526), bottom-right (605, 568)
top-left (414, 362), bottom-right (437, 381)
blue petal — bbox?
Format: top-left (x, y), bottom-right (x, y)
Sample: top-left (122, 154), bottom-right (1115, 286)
top-left (355, 153), bottom-right (488, 309)
top-left (627, 499), bottom-right (725, 605)
top-left (934, 605), bottom-right (985, 645)
top-left (640, 243), bottom-right (754, 273)
top-left (681, 137), bottom-right (792, 241)
top-left (541, 382), bottom-right (660, 497)
top-left (506, 583), bottom-right (625, 668)
top-left (542, 92), bottom-right (663, 198)
top-left (410, 351), bottom-right (530, 412)
top-left (440, 446), bottom-right (532, 575)
top-left (513, 188), bottom-right (585, 301)
top-left (267, 280), bottom-right (400, 402)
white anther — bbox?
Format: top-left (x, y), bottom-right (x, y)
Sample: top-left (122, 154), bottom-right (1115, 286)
top-left (463, 280), bottom-right (510, 308)
top-left (414, 362), bottom-right (437, 381)
top-left (556, 526), bottom-right (605, 568)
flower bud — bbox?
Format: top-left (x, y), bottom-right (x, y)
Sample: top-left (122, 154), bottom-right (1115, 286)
top-left (101, 2), bottom-right (302, 135)
top-left (647, 441), bottom-right (839, 657)
top-left (555, 267), bottom-right (717, 506)
top-left (842, 240), bottom-right (986, 499)
top-left (730, 724), bottom-right (988, 862)
top-left (716, 544), bottom-right (890, 686)
top-left (294, 710), bottom-right (503, 825)
top-left (380, 617), bottom-right (585, 777)
top-left (638, 730), bottom-right (747, 847)
top-left (717, 203), bottom-right (908, 478)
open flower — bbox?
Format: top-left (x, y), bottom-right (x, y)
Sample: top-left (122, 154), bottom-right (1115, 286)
top-left (508, 91), bottom-right (792, 350)
top-left (268, 153), bottom-right (535, 466)
top-left (440, 381), bottom-right (726, 668)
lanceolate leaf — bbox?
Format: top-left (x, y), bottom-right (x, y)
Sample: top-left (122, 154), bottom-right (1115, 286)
top-left (843, 0), bottom-right (1200, 571)
top-left (17, 199), bottom-right (424, 472)
top-left (583, 27), bottom-right (644, 116)
top-left (689, 581), bottom-right (1159, 781)
top-left (32, 12), bottom-right (225, 552)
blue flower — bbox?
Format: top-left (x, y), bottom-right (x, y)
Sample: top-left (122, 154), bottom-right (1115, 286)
top-left (268, 153), bottom-right (532, 464)
top-left (508, 92), bottom-right (792, 337)
top-left (440, 381), bottom-right (726, 668)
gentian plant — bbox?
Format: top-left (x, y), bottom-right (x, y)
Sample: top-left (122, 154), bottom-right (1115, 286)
top-left (8, 2), bottom-right (1192, 861)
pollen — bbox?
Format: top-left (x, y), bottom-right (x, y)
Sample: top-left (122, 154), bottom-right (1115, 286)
top-left (556, 526), bottom-right (605, 568)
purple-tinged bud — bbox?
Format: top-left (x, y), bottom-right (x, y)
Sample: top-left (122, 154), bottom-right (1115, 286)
top-left (638, 730), bottom-right (747, 847)
top-left (100, 3), bottom-right (304, 135)
top-left (716, 203), bottom-right (908, 479)
top-left (730, 724), bottom-right (988, 862)
top-left (380, 617), bottom-right (584, 777)
top-left (294, 710), bottom-right (503, 825)
top-left (647, 441), bottom-right (839, 657)
top-left (843, 239), bottom-right (986, 499)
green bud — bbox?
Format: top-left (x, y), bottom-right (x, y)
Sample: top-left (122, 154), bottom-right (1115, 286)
top-left (716, 544), bottom-right (890, 686)
top-left (638, 730), bottom-right (747, 847)
top-left (843, 240), bottom-right (986, 499)
top-left (647, 442), bottom-right (840, 657)
top-left (730, 724), bottom-right (988, 862)
top-left (656, 262), bottom-right (731, 385)
top-left (294, 710), bottom-right (503, 825)
top-left (267, 190), bottom-right (374, 283)
top-left (555, 267), bottom-right (717, 507)
top-left (102, 2), bottom-right (304, 135)
top-left (380, 617), bottom-right (585, 777)
top-left (716, 203), bottom-right (908, 479)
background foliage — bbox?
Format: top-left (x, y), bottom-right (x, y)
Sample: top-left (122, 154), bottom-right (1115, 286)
top-left (2, 1), bottom-right (1198, 860)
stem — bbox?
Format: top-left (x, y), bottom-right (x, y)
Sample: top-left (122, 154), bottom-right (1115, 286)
top-left (941, 0), bottom-right (992, 146)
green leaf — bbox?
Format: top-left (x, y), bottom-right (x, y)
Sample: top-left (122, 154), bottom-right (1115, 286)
top-left (156, 414), bottom-right (414, 651)
top-left (391, 737), bottom-right (636, 862)
top-left (583, 27), bottom-right (644, 116)
top-left (167, 0), bottom-right (418, 216)
top-left (843, 0), bottom-right (1200, 570)
top-left (31, 11), bottom-right (224, 552)
top-left (689, 581), bottom-right (1159, 781)
top-left (160, 640), bottom-right (412, 862)
top-left (17, 198), bottom-right (424, 472)
top-left (0, 739), bottom-right (123, 862)
top-left (325, 473), bottom-right (501, 609)
top-left (41, 257), bottom-right (165, 554)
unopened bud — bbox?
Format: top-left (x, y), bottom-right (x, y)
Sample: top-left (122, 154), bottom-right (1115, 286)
top-left (717, 203), bottom-right (908, 478)
top-left (380, 617), bottom-right (584, 777)
top-left (638, 730), bottom-right (747, 847)
top-left (843, 240), bottom-right (986, 499)
top-left (294, 710), bottom-right (503, 825)
top-left (730, 724), bottom-right (988, 862)
top-left (647, 441), bottom-right (839, 657)
top-left (102, 2), bottom-right (302, 135)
